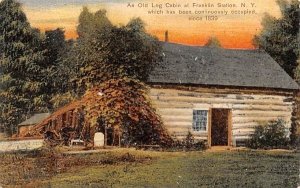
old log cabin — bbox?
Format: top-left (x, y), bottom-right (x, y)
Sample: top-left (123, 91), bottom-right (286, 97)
top-left (147, 42), bottom-right (299, 147)
top-left (23, 42), bottom-right (299, 148)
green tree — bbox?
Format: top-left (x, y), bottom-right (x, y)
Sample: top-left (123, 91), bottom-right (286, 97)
top-left (41, 28), bottom-right (75, 109)
top-left (0, 0), bottom-right (47, 134)
top-left (43, 28), bottom-right (66, 67)
top-left (205, 36), bottom-right (222, 48)
top-left (66, 8), bottom-right (161, 92)
top-left (49, 38), bottom-right (78, 109)
top-left (253, 0), bottom-right (299, 78)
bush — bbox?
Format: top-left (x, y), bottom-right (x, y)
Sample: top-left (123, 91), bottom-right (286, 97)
top-left (247, 119), bottom-right (290, 149)
top-left (168, 132), bottom-right (207, 151)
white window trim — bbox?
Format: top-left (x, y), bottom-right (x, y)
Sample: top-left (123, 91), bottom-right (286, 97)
top-left (192, 108), bottom-right (209, 133)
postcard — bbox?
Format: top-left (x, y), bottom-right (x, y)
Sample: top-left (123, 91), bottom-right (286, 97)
top-left (0, 0), bottom-right (299, 187)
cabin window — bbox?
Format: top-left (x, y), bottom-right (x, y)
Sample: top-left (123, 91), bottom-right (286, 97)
top-left (192, 110), bottom-right (208, 132)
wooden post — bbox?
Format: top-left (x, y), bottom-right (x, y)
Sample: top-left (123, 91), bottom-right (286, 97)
top-left (228, 109), bottom-right (232, 147)
top-left (208, 108), bottom-right (212, 148)
top-left (118, 131), bottom-right (121, 147)
top-left (104, 127), bottom-right (107, 147)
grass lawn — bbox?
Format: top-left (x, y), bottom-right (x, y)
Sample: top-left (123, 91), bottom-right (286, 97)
top-left (0, 148), bottom-right (299, 187)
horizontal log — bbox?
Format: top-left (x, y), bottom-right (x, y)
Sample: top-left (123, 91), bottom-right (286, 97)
top-left (150, 86), bottom-right (294, 96)
top-left (153, 102), bottom-right (233, 109)
top-left (164, 122), bottom-right (290, 131)
top-left (232, 104), bottom-right (292, 111)
top-left (233, 132), bottom-right (253, 137)
top-left (163, 122), bottom-right (193, 127)
top-left (150, 96), bottom-right (293, 106)
top-left (234, 127), bottom-right (293, 136)
top-left (233, 115), bottom-right (291, 120)
top-left (153, 102), bottom-right (293, 112)
top-left (234, 136), bottom-right (250, 141)
top-left (165, 123), bottom-right (289, 132)
top-left (152, 102), bottom-right (193, 108)
top-left (157, 108), bottom-right (193, 116)
top-left (233, 116), bottom-right (290, 123)
top-left (232, 129), bottom-right (254, 135)
top-left (158, 111), bottom-right (291, 123)
top-left (161, 116), bottom-right (193, 122)
top-left (156, 107), bottom-right (293, 117)
top-left (232, 110), bottom-right (291, 117)
top-left (159, 116), bottom-right (291, 129)
top-left (149, 89), bottom-right (292, 100)
top-left (233, 109), bottom-right (292, 115)
top-left (232, 122), bottom-right (260, 129)
top-left (232, 120), bottom-right (292, 127)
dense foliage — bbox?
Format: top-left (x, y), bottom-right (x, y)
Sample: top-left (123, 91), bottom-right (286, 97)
top-left (66, 7), bottom-right (162, 93)
top-left (82, 78), bottom-right (172, 146)
top-left (247, 119), bottom-right (290, 149)
top-left (43, 28), bottom-right (77, 109)
top-left (0, 0), bottom-right (48, 134)
top-left (0, 2), bottom-right (163, 139)
top-left (253, 0), bottom-right (299, 78)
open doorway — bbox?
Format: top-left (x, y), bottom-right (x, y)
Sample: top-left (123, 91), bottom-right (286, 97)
top-left (211, 109), bottom-right (231, 146)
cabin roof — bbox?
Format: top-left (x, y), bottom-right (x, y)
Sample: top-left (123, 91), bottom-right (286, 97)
top-left (148, 42), bottom-right (299, 90)
top-left (19, 113), bottom-right (51, 126)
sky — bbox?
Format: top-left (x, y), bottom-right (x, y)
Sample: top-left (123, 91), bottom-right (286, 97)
top-left (19, 0), bottom-right (282, 49)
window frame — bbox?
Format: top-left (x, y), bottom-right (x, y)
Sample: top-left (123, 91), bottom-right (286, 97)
top-left (192, 108), bottom-right (209, 133)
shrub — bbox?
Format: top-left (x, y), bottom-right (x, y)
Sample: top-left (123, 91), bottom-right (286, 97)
top-left (185, 131), bottom-right (195, 150)
top-left (247, 119), bottom-right (290, 149)
top-left (168, 132), bottom-right (207, 151)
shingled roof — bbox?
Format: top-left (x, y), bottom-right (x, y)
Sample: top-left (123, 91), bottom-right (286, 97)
top-left (148, 42), bottom-right (299, 90)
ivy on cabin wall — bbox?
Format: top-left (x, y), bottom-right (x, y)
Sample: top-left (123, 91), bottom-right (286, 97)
top-left (82, 78), bottom-right (172, 146)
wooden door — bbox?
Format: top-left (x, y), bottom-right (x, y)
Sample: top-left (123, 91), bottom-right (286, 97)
top-left (211, 109), bottom-right (231, 146)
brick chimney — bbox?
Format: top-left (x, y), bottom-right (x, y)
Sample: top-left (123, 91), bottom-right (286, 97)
top-left (165, 30), bottom-right (169, 42)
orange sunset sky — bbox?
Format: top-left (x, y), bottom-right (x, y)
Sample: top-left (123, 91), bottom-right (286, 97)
top-left (20, 0), bottom-right (282, 49)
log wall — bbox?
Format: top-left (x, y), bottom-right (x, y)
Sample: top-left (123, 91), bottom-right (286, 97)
top-left (149, 85), bottom-right (295, 146)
